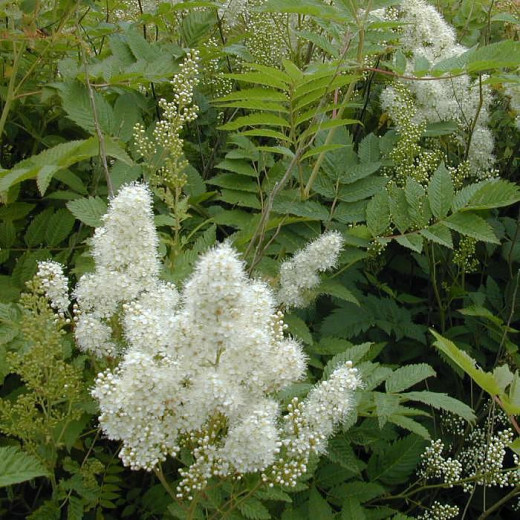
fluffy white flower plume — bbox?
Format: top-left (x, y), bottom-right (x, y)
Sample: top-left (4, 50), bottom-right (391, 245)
top-left (381, 0), bottom-right (495, 175)
top-left (277, 230), bottom-right (344, 308)
top-left (73, 183), bottom-right (160, 357)
top-left (75, 184), bottom-right (361, 495)
top-left (36, 261), bottom-right (70, 313)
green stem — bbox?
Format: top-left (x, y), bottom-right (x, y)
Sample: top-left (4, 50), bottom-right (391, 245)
top-left (0, 41), bottom-right (24, 150)
top-left (154, 466), bottom-right (182, 506)
top-left (303, 0), bottom-right (371, 199)
top-left (478, 484), bottom-right (520, 520)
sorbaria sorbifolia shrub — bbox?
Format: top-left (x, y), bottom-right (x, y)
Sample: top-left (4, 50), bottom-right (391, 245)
top-left (40, 183), bottom-right (359, 499)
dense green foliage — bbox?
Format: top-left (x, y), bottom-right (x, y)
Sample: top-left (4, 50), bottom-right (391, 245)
top-left (1, 0), bottom-right (520, 518)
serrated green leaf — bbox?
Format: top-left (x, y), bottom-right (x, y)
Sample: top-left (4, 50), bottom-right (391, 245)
top-left (395, 234), bottom-right (423, 253)
top-left (59, 81), bottom-right (114, 135)
top-left (216, 159), bottom-right (258, 177)
top-left (339, 176), bottom-right (388, 203)
top-left (0, 446), bottom-right (49, 487)
top-left (25, 208), bottom-right (54, 247)
top-left (463, 180), bottom-right (520, 211)
top-left (319, 278), bottom-right (359, 305)
top-left (45, 209), bottom-right (75, 246)
top-left (428, 164), bottom-right (453, 219)
top-left (366, 190), bottom-right (390, 236)
top-left (224, 72), bottom-right (290, 90)
top-left (237, 497), bottom-right (271, 520)
top-left (374, 392), bottom-right (401, 428)
top-left (284, 313), bottom-right (313, 345)
top-left (256, 487), bottom-right (292, 503)
top-left (442, 212), bottom-right (499, 244)
top-left (208, 174), bottom-right (258, 192)
top-left (301, 144), bottom-right (346, 161)
top-left (466, 40), bottom-right (520, 72)
top-left (358, 134), bottom-right (380, 163)
top-left (431, 330), bottom-right (501, 396)
top-left (388, 184), bottom-right (411, 233)
top-left (324, 343), bottom-right (373, 378)
top-left (338, 482), bottom-right (386, 503)
top-left (420, 224), bottom-right (453, 248)
top-left (385, 364), bottom-right (436, 393)
top-left (272, 198), bottom-right (329, 220)
top-left (215, 88), bottom-right (288, 103)
top-left (341, 497), bottom-right (367, 519)
top-left (388, 414), bottom-right (430, 439)
top-left (219, 113), bottom-right (290, 131)
top-left (66, 197), bottom-right (107, 227)
top-left (367, 434), bottom-right (426, 484)
top-left (403, 390), bottom-right (476, 423)
top-left (327, 437), bottom-right (366, 473)
top-left (259, 0), bottom-right (343, 21)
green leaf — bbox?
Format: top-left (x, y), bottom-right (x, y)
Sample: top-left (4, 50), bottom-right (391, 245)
top-left (324, 343), bottom-right (373, 379)
top-left (256, 487), bottom-right (292, 503)
top-left (208, 174), bottom-right (258, 192)
top-left (385, 364), bottom-right (436, 393)
top-left (442, 213), bottom-right (499, 244)
top-left (388, 184), bottom-right (411, 232)
top-left (0, 202), bottom-right (35, 221)
top-left (466, 40), bottom-right (520, 72)
top-left (319, 278), bottom-right (359, 305)
top-left (216, 159), bottom-right (258, 177)
top-left (327, 437), bottom-right (366, 474)
top-left (341, 497), bottom-right (367, 520)
top-left (125, 30), bottom-right (157, 62)
top-left (308, 487), bottom-right (334, 519)
top-left (272, 198), bottom-right (329, 220)
top-left (420, 224), bottom-right (453, 248)
top-left (259, 0), bottom-right (343, 21)
top-left (25, 208), bottom-right (54, 247)
top-left (218, 113), bottom-right (290, 131)
top-left (367, 435), bottom-right (426, 485)
top-left (59, 81), bottom-right (114, 135)
top-left (45, 209), bottom-right (75, 246)
top-left (374, 392), bottom-right (401, 428)
top-left (428, 164), bottom-right (453, 219)
top-left (224, 71), bottom-right (290, 90)
top-left (395, 234), bottom-right (423, 253)
top-left (358, 134), bottom-right (380, 163)
top-left (402, 390), bottom-right (476, 423)
top-left (66, 197), bottom-right (107, 227)
top-left (366, 190), bottom-right (390, 236)
top-left (431, 330), bottom-right (501, 396)
top-left (388, 414), bottom-right (430, 439)
top-left (284, 313), bottom-right (313, 345)
top-left (338, 176), bottom-right (388, 203)
top-left (181, 10), bottom-right (216, 46)
top-left (215, 88), bottom-right (288, 103)
top-left (0, 446), bottom-right (49, 487)
top-left (237, 498), bottom-right (271, 520)
top-left (301, 144), bottom-right (346, 161)
top-left (463, 180), bottom-right (520, 211)
top-left (338, 482), bottom-right (385, 503)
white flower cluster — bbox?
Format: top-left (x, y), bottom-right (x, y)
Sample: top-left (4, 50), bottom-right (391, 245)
top-left (418, 502), bottom-right (459, 520)
top-left (36, 261), bottom-right (70, 314)
top-left (73, 183), bottom-right (160, 357)
top-left (459, 427), bottom-right (520, 491)
top-left (277, 230), bottom-right (344, 308)
top-left (419, 421), bottom-right (520, 495)
top-left (380, 0), bottom-right (496, 176)
top-left (134, 50), bottom-right (200, 187)
top-left (76, 184), bottom-right (361, 497)
top-left (419, 439), bottom-right (462, 487)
